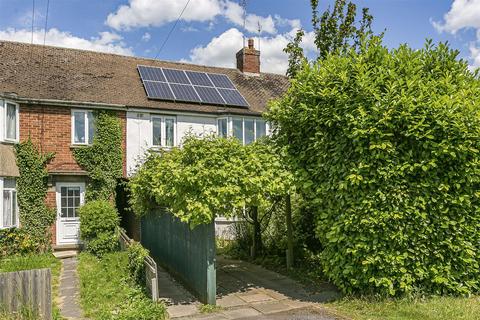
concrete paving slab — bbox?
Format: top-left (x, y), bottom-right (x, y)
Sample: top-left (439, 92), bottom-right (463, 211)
top-left (217, 295), bottom-right (248, 308)
top-left (237, 292), bottom-right (275, 303)
top-left (221, 306), bottom-right (261, 319)
top-left (251, 301), bottom-right (292, 314)
top-left (168, 304), bottom-right (201, 318)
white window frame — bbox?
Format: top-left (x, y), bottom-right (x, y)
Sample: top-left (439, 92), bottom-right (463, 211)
top-left (0, 178), bottom-right (19, 229)
top-left (217, 117), bottom-right (228, 138)
top-left (221, 117), bottom-right (268, 145)
top-left (3, 101), bottom-right (20, 143)
top-left (71, 109), bottom-right (94, 145)
top-left (150, 115), bottom-right (177, 148)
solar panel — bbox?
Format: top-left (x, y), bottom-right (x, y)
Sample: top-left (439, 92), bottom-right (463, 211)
top-left (162, 68), bottom-right (190, 84)
top-left (194, 86), bottom-right (225, 105)
top-left (138, 65), bottom-right (249, 107)
top-left (138, 65), bottom-right (165, 82)
top-left (207, 73), bottom-right (235, 89)
top-left (170, 84), bottom-right (200, 102)
top-left (186, 71), bottom-right (214, 87)
top-left (218, 88), bottom-right (249, 107)
top-left (143, 81), bottom-right (175, 100)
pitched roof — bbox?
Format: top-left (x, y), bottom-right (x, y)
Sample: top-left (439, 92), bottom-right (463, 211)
top-left (0, 41), bottom-right (289, 115)
top-left (0, 144), bottom-right (19, 177)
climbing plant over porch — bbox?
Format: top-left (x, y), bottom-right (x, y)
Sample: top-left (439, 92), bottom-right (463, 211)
top-left (14, 139), bottom-right (55, 249)
top-left (129, 135), bottom-right (293, 227)
top-left (73, 110), bottom-right (123, 201)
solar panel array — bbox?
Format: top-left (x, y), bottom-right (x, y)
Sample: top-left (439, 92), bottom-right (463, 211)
top-left (138, 65), bottom-right (249, 107)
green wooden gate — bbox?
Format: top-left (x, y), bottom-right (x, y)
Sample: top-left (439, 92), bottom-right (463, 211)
top-left (141, 210), bottom-right (216, 305)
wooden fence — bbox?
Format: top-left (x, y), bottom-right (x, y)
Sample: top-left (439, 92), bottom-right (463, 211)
top-left (0, 268), bottom-right (52, 320)
top-left (119, 229), bottom-right (159, 301)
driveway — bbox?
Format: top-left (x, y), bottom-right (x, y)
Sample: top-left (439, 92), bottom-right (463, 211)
top-left (158, 256), bottom-right (344, 320)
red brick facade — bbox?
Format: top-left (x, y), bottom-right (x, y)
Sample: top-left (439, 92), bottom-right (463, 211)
top-left (19, 104), bottom-right (127, 245)
top-left (19, 104), bottom-right (127, 174)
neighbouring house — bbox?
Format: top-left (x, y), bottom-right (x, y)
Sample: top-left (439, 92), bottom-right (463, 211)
top-left (0, 39), bottom-right (288, 247)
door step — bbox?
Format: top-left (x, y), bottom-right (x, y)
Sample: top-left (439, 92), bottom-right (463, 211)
top-left (53, 250), bottom-right (78, 259)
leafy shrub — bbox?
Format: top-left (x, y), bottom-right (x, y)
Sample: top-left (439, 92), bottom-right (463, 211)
top-left (0, 228), bottom-right (42, 256)
top-left (79, 200), bottom-right (119, 257)
top-left (267, 38), bottom-right (480, 296)
top-left (127, 241), bottom-right (149, 285)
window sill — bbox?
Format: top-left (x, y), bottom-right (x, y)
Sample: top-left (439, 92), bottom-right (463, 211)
top-left (70, 144), bottom-right (92, 149)
top-left (1, 140), bottom-right (19, 145)
top-left (0, 225), bottom-right (18, 230)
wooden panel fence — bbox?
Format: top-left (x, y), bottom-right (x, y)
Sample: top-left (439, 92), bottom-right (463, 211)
top-left (0, 268), bottom-right (52, 320)
top-left (119, 229), bottom-right (159, 301)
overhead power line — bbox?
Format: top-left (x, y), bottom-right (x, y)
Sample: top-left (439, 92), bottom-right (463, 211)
top-left (153, 0), bottom-right (191, 60)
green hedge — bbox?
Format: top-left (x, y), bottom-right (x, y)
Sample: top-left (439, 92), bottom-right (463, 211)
top-left (78, 200), bottom-right (119, 257)
top-left (267, 38), bottom-right (480, 296)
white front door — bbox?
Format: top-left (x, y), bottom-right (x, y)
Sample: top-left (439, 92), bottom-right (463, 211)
top-left (56, 182), bottom-right (85, 245)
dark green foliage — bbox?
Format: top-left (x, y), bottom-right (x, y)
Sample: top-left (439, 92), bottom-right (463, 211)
top-left (73, 110), bottom-right (123, 201)
top-left (284, 29), bottom-right (306, 78)
top-left (267, 38), bottom-right (480, 296)
top-left (127, 241), bottom-right (149, 285)
top-left (78, 200), bottom-right (119, 257)
top-left (14, 139), bottom-right (55, 251)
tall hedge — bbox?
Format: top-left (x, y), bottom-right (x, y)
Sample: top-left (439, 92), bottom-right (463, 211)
top-left (267, 38), bottom-right (480, 296)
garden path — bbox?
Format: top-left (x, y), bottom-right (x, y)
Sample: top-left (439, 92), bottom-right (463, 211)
top-left (57, 256), bottom-right (86, 319)
top-left (161, 256), bottom-right (344, 320)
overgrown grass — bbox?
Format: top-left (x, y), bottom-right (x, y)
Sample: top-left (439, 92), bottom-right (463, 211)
top-left (0, 254), bottom-right (63, 320)
top-left (331, 295), bottom-right (480, 320)
top-left (78, 251), bottom-right (166, 320)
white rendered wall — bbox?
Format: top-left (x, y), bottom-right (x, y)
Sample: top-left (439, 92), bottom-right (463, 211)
top-left (126, 111), bottom-right (217, 176)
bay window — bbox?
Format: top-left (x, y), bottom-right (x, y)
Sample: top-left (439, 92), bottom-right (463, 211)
top-left (227, 117), bottom-right (268, 145)
top-left (0, 178), bottom-right (18, 229)
top-left (152, 116), bottom-right (176, 148)
top-left (217, 118), bottom-right (228, 138)
top-left (3, 101), bottom-right (19, 142)
top-left (72, 110), bottom-right (94, 145)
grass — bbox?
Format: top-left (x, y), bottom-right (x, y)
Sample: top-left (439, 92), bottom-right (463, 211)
top-left (198, 304), bottom-right (223, 314)
top-left (77, 251), bottom-right (166, 320)
top-left (331, 295), bottom-right (480, 320)
top-left (0, 253), bottom-right (63, 320)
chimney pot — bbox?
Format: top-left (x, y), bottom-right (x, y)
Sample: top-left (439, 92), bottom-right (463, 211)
top-left (236, 38), bottom-right (260, 74)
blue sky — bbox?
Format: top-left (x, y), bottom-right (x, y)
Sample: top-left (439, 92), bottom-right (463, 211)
top-left (0, 0), bottom-right (478, 74)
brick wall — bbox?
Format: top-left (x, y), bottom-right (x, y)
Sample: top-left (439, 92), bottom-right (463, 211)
top-left (19, 104), bottom-right (127, 174)
top-left (19, 104), bottom-right (127, 246)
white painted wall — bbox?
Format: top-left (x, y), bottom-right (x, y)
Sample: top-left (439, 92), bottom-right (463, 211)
top-left (126, 110), bottom-right (217, 176)
top-left (0, 100), bottom-right (4, 142)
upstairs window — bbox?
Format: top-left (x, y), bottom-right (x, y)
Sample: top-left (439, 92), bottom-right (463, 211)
top-left (231, 117), bottom-right (267, 145)
top-left (152, 116), bottom-right (176, 148)
top-left (4, 101), bottom-right (19, 142)
top-left (1, 178), bottom-right (18, 229)
top-left (72, 110), bottom-right (94, 145)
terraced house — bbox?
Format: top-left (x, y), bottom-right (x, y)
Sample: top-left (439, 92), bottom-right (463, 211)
top-left (0, 39), bottom-right (287, 247)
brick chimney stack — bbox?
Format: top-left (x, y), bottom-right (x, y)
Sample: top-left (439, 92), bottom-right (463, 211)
top-left (236, 38), bottom-right (260, 74)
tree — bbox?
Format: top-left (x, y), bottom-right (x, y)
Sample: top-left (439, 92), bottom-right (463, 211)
top-left (268, 38), bottom-right (480, 296)
top-left (129, 135), bottom-right (293, 237)
top-left (284, 0), bottom-right (375, 78)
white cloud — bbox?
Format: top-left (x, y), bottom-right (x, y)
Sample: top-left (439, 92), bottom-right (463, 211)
top-left (106, 0), bottom-right (286, 35)
top-left (142, 32), bottom-right (151, 42)
top-left (106, 0), bottom-right (223, 31)
top-left (432, 0), bottom-right (480, 34)
top-left (433, 0), bottom-right (480, 68)
top-left (223, 1), bottom-right (276, 34)
top-left (186, 27), bottom-right (294, 74)
top-left (0, 28), bottom-right (133, 55)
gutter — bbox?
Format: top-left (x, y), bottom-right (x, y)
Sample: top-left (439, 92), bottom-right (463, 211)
top-left (0, 93), bottom-right (264, 117)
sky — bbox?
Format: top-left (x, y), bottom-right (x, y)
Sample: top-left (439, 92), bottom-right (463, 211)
top-left (0, 0), bottom-right (478, 74)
